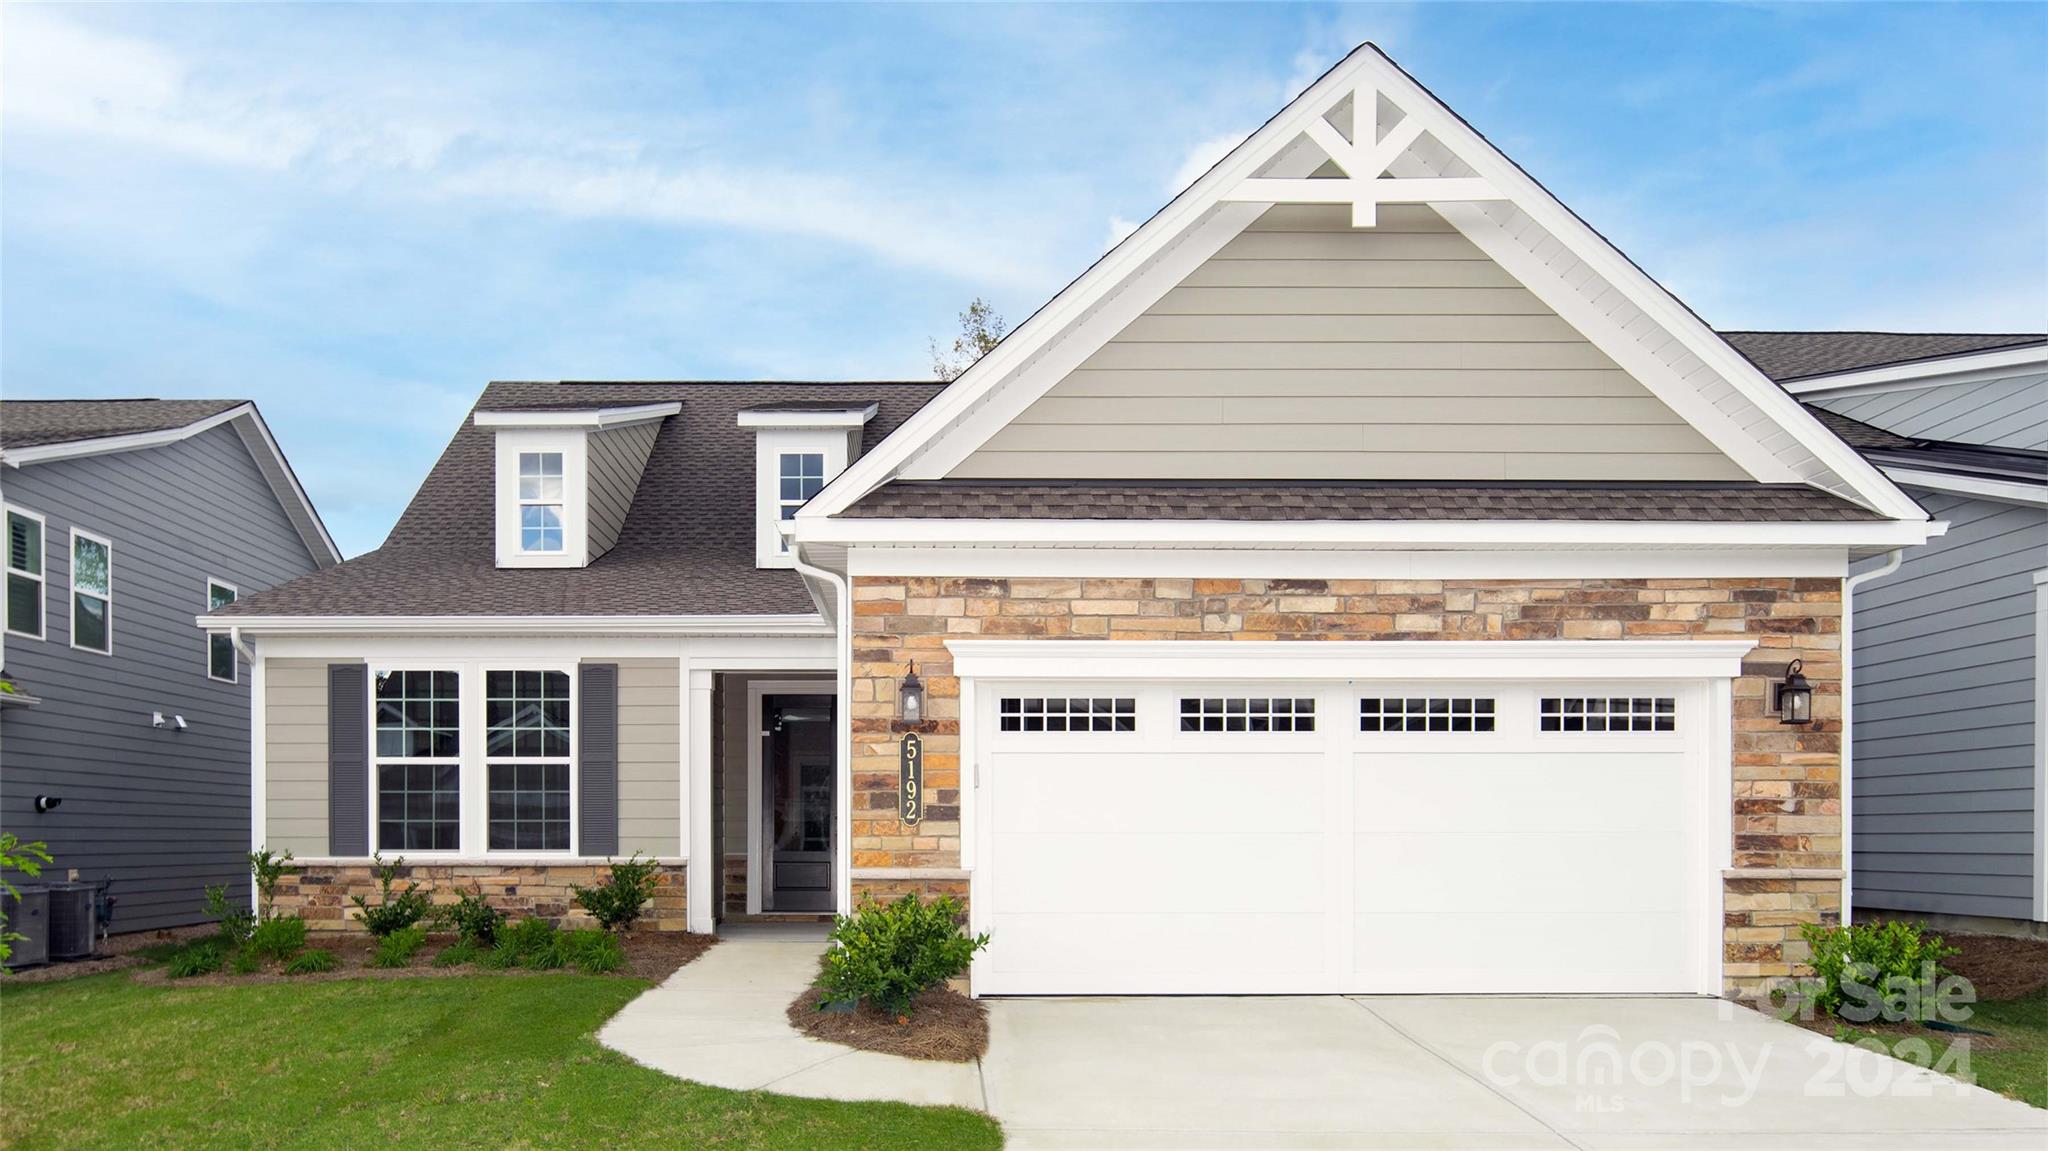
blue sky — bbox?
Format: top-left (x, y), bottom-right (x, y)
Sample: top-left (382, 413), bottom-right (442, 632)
top-left (4, 2), bottom-right (2043, 556)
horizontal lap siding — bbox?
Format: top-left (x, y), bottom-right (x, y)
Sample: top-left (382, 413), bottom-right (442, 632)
top-left (616, 658), bottom-right (680, 857)
top-left (953, 203), bottom-right (1745, 482)
top-left (1821, 373), bottom-right (2048, 451)
top-left (1851, 492), bottom-right (2046, 921)
top-left (586, 422), bottom-right (660, 558)
top-left (264, 659), bottom-right (331, 858)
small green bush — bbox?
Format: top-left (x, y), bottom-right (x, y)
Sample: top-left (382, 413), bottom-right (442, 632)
top-left (1800, 920), bottom-right (1962, 1022)
top-left (248, 916), bottom-right (308, 962)
top-left (817, 894), bottom-right (989, 1016)
top-left (546, 929), bottom-right (624, 974)
top-left (370, 925), bottom-right (427, 969)
top-left (203, 884), bottom-right (255, 947)
top-left (503, 917), bottom-right (557, 955)
top-left (571, 854), bottom-right (662, 934)
top-left (283, 948), bottom-right (338, 975)
top-left (432, 940), bottom-right (479, 968)
top-left (480, 939), bottom-right (521, 970)
top-left (166, 940), bottom-right (226, 979)
top-left (440, 890), bottom-right (503, 948)
top-left (228, 948), bottom-right (264, 975)
top-left (350, 855), bottom-right (431, 938)
top-left (248, 847), bottom-right (298, 920)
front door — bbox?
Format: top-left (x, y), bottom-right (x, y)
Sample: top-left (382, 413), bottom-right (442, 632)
top-left (763, 693), bottom-right (835, 911)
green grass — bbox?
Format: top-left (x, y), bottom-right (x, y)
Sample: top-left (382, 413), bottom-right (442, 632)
top-left (1836, 990), bottom-right (2048, 1110)
top-left (0, 973), bottom-right (1003, 1150)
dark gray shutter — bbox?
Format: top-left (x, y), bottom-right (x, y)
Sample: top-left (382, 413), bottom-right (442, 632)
top-left (328, 663), bottom-right (369, 856)
top-left (580, 663), bottom-right (620, 858)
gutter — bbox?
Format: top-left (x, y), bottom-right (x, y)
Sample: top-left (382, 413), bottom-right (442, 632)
top-left (788, 547), bottom-right (854, 919)
top-left (195, 612), bottom-right (832, 637)
top-left (1841, 548), bottom-right (1906, 924)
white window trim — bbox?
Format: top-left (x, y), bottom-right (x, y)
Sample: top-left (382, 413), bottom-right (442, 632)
top-left (3, 504), bottom-right (46, 641)
top-left (206, 578), bottom-right (239, 683)
top-left (369, 663), bottom-right (467, 858)
top-left (68, 526), bottom-right (113, 655)
top-left (480, 663), bottom-right (579, 857)
top-left (515, 452), bottom-right (568, 555)
top-left (753, 428), bottom-right (853, 569)
top-left (493, 431), bottom-right (588, 569)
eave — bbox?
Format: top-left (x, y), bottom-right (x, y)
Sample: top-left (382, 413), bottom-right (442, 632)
top-left (197, 612), bottom-right (832, 637)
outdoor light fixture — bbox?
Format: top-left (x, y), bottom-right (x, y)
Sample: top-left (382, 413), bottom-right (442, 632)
top-left (897, 662), bottom-right (926, 725)
top-left (33, 795), bottom-right (61, 814)
top-left (1775, 659), bottom-right (1814, 726)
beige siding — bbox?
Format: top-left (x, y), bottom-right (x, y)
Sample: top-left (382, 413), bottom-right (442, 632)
top-left (617, 657), bottom-right (680, 857)
top-left (265, 659), bottom-right (332, 858)
top-left (952, 203), bottom-right (1747, 482)
top-left (587, 421), bottom-right (660, 559)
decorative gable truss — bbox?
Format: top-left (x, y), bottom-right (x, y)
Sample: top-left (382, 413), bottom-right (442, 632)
top-left (798, 44), bottom-right (1930, 536)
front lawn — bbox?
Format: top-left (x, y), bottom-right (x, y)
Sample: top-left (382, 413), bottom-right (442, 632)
top-left (1834, 989), bottom-right (2048, 1110)
top-left (0, 973), bottom-right (1003, 1150)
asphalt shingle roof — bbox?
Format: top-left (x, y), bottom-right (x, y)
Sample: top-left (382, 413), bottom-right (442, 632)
top-left (0, 399), bottom-right (246, 450)
top-left (1720, 331), bottom-right (2046, 383)
top-left (841, 481), bottom-right (1890, 523)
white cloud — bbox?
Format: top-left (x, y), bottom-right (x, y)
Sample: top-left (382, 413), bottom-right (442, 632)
top-left (1166, 132), bottom-right (1246, 196)
top-left (1103, 214), bottom-right (1140, 250)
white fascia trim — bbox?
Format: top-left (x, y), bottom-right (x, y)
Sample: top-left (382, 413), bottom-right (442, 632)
top-left (472, 402), bottom-right (680, 429)
top-left (737, 405), bottom-right (878, 429)
top-left (845, 546), bottom-right (1849, 580)
top-left (948, 638), bottom-right (1758, 682)
top-left (1784, 344), bottom-right (2048, 399)
top-left (801, 517), bottom-right (1940, 550)
top-left (0, 403), bottom-right (252, 467)
top-left (1884, 467), bottom-right (2048, 508)
top-left (232, 408), bottom-right (343, 566)
top-left (195, 613), bottom-right (831, 637)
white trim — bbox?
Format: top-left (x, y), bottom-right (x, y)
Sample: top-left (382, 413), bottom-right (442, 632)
top-left (196, 613), bottom-right (831, 637)
top-left (1883, 467), bottom-right (2048, 507)
top-left (288, 855), bottom-right (687, 867)
top-left (205, 578), bottom-right (240, 683)
top-left (686, 668), bottom-right (715, 933)
top-left (803, 516), bottom-right (1940, 550)
top-left (3, 503), bottom-right (47, 641)
top-left (737, 404), bottom-right (877, 429)
top-left (230, 406), bottom-right (343, 566)
top-left (745, 679), bottom-right (841, 915)
top-left (787, 551), bottom-right (855, 920)
top-left (67, 526), bottom-right (113, 655)
top-left (1841, 548), bottom-right (1905, 924)
top-left (756, 429), bottom-right (856, 569)
top-left (1783, 344), bottom-right (2048, 399)
top-left (2033, 569), bottom-right (2047, 923)
top-left (250, 651), bottom-right (267, 909)
top-left (494, 430), bottom-right (586, 568)
top-left (471, 402), bottom-right (680, 429)
top-left (947, 639), bottom-right (1756, 683)
top-left (0, 404), bottom-right (249, 467)
top-left (845, 546), bottom-right (1852, 580)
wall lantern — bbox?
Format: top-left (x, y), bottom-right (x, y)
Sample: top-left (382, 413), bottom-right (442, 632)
top-left (897, 662), bottom-right (926, 725)
top-left (1774, 659), bottom-right (1814, 726)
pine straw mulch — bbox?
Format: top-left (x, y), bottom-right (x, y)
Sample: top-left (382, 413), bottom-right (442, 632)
top-left (1941, 933), bottom-right (2048, 1001)
top-left (786, 984), bottom-right (988, 1063)
top-left (124, 930), bottom-right (716, 989)
top-left (4, 925), bottom-right (217, 984)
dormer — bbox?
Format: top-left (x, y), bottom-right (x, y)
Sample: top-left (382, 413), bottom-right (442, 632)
top-left (739, 402), bottom-right (878, 567)
top-left (473, 402), bottom-right (677, 569)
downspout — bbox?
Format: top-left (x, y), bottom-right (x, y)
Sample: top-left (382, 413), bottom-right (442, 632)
top-left (1842, 549), bottom-right (1905, 924)
top-left (790, 548), bottom-right (853, 919)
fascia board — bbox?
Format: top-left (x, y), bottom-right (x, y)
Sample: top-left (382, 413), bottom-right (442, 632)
top-left (948, 637), bottom-right (1758, 682)
top-left (198, 613), bottom-right (831, 636)
top-left (472, 403), bottom-right (681, 429)
top-left (1784, 345), bottom-right (2048, 399)
top-left (797, 516), bottom-right (1940, 549)
top-left (1883, 466), bottom-right (2048, 508)
top-left (737, 405), bottom-right (878, 429)
top-left (0, 403), bottom-right (252, 467)
top-left (233, 408), bottom-right (343, 566)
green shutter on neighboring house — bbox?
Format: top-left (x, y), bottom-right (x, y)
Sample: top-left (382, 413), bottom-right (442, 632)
top-left (328, 663), bottom-right (369, 856)
top-left (579, 663), bottom-right (619, 857)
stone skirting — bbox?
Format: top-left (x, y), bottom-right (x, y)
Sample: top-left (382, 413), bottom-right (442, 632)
top-left (271, 861), bottom-right (687, 933)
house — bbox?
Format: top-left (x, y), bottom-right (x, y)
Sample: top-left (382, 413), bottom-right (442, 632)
top-left (1, 399), bottom-right (339, 932)
top-left (1726, 333), bottom-right (2047, 938)
top-left (206, 44), bottom-right (1946, 1000)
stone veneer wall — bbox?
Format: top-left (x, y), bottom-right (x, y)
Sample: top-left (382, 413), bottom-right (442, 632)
top-left (271, 862), bottom-right (687, 934)
top-left (850, 575), bottom-right (1844, 999)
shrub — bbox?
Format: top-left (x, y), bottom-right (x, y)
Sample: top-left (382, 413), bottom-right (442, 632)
top-left (1800, 920), bottom-right (1962, 1022)
top-left (0, 832), bottom-right (53, 973)
top-left (440, 890), bottom-right (503, 948)
top-left (228, 948), bottom-right (264, 975)
top-left (571, 855), bottom-right (662, 934)
top-left (548, 929), bottom-right (624, 974)
top-left (284, 948), bottom-right (339, 975)
top-left (370, 925), bottom-right (427, 969)
top-left (817, 894), bottom-right (989, 1016)
top-left (502, 917), bottom-right (557, 956)
top-left (432, 940), bottom-right (479, 968)
top-left (203, 884), bottom-right (256, 947)
top-left (248, 916), bottom-right (308, 962)
top-left (167, 940), bottom-right (226, 979)
top-left (350, 855), bottom-right (431, 938)
top-left (480, 939), bottom-right (521, 970)
top-left (248, 847), bottom-right (297, 921)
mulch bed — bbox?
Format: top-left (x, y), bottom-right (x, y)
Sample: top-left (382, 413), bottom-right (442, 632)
top-left (119, 930), bottom-right (715, 989)
top-left (786, 985), bottom-right (988, 1063)
top-left (4, 925), bottom-right (216, 985)
top-left (1940, 933), bottom-right (2048, 1001)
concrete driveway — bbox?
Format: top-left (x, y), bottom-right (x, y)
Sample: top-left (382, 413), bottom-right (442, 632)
top-left (982, 995), bottom-right (2047, 1149)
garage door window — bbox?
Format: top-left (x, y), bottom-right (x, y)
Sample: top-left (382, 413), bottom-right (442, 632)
top-left (1540, 696), bottom-right (1675, 733)
top-left (999, 696), bottom-right (1136, 733)
top-left (1359, 696), bottom-right (1495, 733)
top-left (1178, 696), bottom-right (1314, 733)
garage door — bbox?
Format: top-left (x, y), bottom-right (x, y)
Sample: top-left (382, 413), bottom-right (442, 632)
top-left (972, 680), bottom-right (1708, 996)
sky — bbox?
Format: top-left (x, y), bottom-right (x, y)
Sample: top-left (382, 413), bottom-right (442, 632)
top-left (3, 2), bottom-right (2043, 557)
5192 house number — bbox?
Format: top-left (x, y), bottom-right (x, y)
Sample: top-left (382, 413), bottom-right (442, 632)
top-left (899, 731), bottom-right (922, 826)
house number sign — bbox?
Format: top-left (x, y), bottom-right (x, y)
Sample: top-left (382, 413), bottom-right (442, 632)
top-left (899, 732), bottom-right (923, 826)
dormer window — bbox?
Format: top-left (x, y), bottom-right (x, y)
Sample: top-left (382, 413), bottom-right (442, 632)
top-left (777, 452), bottom-right (827, 550)
top-left (518, 452), bottom-right (566, 552)
top-left (740, 402), bottom-right (878, 568)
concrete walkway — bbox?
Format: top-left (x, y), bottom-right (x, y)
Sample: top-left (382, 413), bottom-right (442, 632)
top-left (596, 926), bottom-right (985, 1109)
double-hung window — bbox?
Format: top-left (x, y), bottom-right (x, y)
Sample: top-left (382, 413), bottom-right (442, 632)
top-left (375, 671), bottom-right (462, 851)
top-left (518, 452), bottom-right (565, 552)
top-left (776, 452), bottom-right (825, 551)
top-left (206, 580), bottom-right (238, 681)
top-left (69, 529), bottom-right (112, 654)
top-left (486, 670), bottom-right (573, 851)
top-left (4, 507), bottom-right (44, 640)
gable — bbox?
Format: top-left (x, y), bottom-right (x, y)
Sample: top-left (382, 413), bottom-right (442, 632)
top-left (951, 203), bottom-right (1745, 482)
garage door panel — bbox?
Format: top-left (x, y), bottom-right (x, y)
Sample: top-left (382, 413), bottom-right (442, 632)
top-left (982, 911), bottom-right (1331, 994)
top-left (1354, 833), bottom-right (1691, 914)
top-left (995, 832), bottom-right (1327, 914)
top-left (1353, 911), bottom-right (1694, 993)
top-left (992, 752), bottom-right (1324, 835)
top-left (1355, 752), bottom-right (1689, 833)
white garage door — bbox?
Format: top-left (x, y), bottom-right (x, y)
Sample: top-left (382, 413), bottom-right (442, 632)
top-left (973, 680), bottom-right (1708, 996)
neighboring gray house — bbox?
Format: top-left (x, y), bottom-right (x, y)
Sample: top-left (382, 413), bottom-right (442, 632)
top-left (1, 400), bottom-right (338, 932)
top-left (1727, 332), bottom-right (2048, 936)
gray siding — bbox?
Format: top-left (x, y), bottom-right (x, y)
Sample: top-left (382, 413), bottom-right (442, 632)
top-left (1851, 490), bottom-right (2046, 921)
top-left (587, 422), bottom-right (659, 559)
top-left (0, 424), bottom-right (324, 931)
top-left (952, 203), bottom-right (1746, 482)
top-left (1821, 372), bottom-right (2048, 451)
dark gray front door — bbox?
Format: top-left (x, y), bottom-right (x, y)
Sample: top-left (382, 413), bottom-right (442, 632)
top-left (764, 694), bottom-right (835, 912)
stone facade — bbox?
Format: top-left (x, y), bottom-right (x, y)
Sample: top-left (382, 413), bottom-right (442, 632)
top-left (850, 574), bottom-right (1844, 998)
top-left (271, 861), bottom-right (687, 934)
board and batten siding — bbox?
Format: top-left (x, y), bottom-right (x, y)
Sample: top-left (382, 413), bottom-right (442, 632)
top-left (616, 657), bottom-right (681, 857)
top-left (1820, 372), bottom-right (2048, 452)
top-left (586, 422), bottom-right (660, 559)
top-left (950, 203), bottom-right (1748, 482)
top-left (0, 424), bottom-right (324, 931)
top-left (1852, 490), bottom-right (2048, 922)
